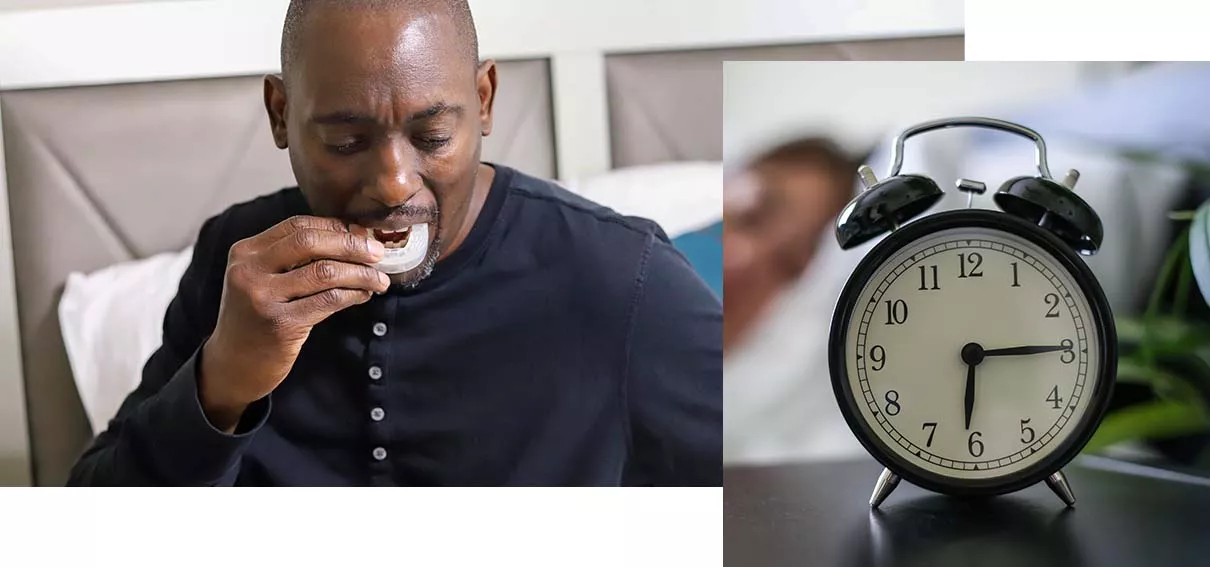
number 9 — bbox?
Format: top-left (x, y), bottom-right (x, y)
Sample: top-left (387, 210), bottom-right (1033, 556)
top-left (870, 345), bottom-right (886, 371)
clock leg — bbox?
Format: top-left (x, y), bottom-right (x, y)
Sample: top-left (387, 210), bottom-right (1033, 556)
top-left (1045, 470), bottom-right (1076, 507)
top-left (869, 468), bottom-right (901, 509)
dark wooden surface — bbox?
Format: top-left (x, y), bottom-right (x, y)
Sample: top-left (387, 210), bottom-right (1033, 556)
top-left (725, 455), bottom-right (1210, 567)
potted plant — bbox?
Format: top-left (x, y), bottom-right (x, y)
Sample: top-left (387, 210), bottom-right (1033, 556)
top-left (1085, 158), bottom-right (1210, 469)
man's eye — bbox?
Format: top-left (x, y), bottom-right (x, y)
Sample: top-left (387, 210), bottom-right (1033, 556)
top-left (415, 136), bottom-right (451, 152)
top-left (327, 139), bottom-right (366, 155)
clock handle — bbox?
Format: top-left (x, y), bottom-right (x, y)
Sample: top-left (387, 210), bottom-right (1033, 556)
top-left (1045, 470), bottom-right (1077, 507)
top-left (869, 467), bottom-right (901, 509)
top-left (885, 116), bottom-right (1053, 181)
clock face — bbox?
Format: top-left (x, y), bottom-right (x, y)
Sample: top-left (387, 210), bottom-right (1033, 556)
top-left (837, 220), bottom-right (1107, 485)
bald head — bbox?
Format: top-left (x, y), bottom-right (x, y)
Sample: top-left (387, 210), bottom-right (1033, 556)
top-left (280, 0), bottom-right (479, 81)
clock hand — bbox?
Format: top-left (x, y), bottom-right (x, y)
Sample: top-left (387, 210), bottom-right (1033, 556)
top-left (964, 361), bottom-right (976, 430)
top-left (982, 344), bottom-right (1072, 357)
top-left (960, 343), bottom-right (983, 431)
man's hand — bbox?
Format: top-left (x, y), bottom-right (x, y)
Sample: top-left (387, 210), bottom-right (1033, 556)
top-left (198, 215), bottom-right (390, 432)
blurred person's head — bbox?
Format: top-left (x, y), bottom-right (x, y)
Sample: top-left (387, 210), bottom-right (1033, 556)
top-left (724, 137), bottom-right (856, 351)
top-left (264, 0), bottom-right (497, 288)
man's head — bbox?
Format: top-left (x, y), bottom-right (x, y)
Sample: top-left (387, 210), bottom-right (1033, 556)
top-left (724, 137), bottom-right (856, 283)
top-left (723, 136), bottom-right (857, 350)
top-left (265, 0), bottom-right (497, 288)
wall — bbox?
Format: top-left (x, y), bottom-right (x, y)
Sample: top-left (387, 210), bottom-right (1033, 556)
top-left (0, 0), bottom-right (159, 10)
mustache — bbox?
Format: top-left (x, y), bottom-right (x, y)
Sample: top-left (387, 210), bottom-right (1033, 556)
top-left (347, 203), bottom-right (439, 226)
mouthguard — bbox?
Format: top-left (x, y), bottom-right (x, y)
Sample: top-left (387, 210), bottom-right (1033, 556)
top-left (373, 223), bottom-right (429, 274)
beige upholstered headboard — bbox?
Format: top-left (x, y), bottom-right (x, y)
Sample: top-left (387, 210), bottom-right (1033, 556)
top-left (1, 34), bottom-right (961, 485)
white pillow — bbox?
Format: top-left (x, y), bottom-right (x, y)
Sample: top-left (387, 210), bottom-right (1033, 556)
top-left (58, 246), bottom-right (194, 434)
top-left (560, 161), bottom-right (723, 238)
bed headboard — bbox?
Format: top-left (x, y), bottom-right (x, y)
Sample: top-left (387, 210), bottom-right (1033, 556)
top-left (0, 0), bottom-right (962, 485)
top-left (605, 36), bottom-right (964, 168)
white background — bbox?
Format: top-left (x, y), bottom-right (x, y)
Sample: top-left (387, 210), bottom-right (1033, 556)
top-left (967, 0), bottom-right (1210, 61)
top-left (0, 0), bottom-right (1203, 563)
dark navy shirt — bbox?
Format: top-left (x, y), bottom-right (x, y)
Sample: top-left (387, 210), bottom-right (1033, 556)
top-left (67, 164), bottom-right (722, 486)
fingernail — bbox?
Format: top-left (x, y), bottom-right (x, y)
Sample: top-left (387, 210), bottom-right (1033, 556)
top-left (378, 272), bottom-right (390, 287)
top-left (368, 238), bottom-right (385, 257)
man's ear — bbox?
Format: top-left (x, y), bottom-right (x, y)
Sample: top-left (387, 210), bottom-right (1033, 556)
top-left (264, 74), bottom-right (289, 149)
top-left (475, 60), bottom-right (498, 137)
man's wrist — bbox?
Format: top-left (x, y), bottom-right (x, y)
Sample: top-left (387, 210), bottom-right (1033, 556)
top-left (198, 339), bottom-right (249, 434)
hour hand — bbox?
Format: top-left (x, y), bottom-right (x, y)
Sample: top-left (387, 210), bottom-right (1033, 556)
top-left (982, 344), bottom-right (1071, 357)
top-left (964, 362), bottom-right (976, 430)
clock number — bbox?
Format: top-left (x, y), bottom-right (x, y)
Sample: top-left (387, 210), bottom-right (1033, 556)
top-left (1020, 418), bottom-right (1036, 444)
top-left (1044, 293), bottom-right (1061, 318)
top-left (922, 422), bottom-right (937, 447)
top-left (1060, 339), bottom-right (1075, 364)
top-left (917, 265), bottom-right (940, 291)
top-left (883, 300), bottom-right (908, 325)
top-left (884, 390), bottom-right (901, 416)
top-left (1011, 262), bottom-right (1021, 287)
top-left (967, 431), bottom-right (984, 458)
top-left (958, 252), bottom-right (984, 278)
top-left (1047, 385), bottom-right (1064, 410)
top-left (869, 345), bottom-right (886, 371)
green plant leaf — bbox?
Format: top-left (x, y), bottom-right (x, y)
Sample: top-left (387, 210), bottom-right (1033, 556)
top-left (1189, 201), bottom-right (1210, 309)
top-left (1085, 400), bottom-right (1210, 454)
top-left (1117, 315), bottom-right (1210, 357)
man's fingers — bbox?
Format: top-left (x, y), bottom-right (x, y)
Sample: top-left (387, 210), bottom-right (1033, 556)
top-left (285, 288), bottom-right (374, 327)
top-left (255, 215), bottom-right (350, 245)
top-left (261, 226), bottom-right (385, 272)
top-left (272, 260), bottom-right (390, 300)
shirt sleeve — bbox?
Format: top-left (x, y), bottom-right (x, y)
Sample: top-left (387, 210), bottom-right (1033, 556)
top-left (623, 232), bottom-right (723, 487)
top-left (66, 215), bottom-right (271, 486)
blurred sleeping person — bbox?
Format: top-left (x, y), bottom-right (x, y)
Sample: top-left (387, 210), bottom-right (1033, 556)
top-left (67, 0), bottom-right (721, 487)
top-left (723, 136), bottom-right (866, 464)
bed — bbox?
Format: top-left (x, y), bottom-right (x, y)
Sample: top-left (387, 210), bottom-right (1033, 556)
top-left (0, 0), bottom-right (962, 486)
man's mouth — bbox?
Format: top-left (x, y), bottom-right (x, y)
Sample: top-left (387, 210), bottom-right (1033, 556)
top-left (372, 226), bottom-right (414, 249)
top-left (367, 223), bottom-right (431, 274)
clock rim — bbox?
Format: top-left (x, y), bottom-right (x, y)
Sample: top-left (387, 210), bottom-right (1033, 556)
top-left (828, 208), bottom-right (1117, 497)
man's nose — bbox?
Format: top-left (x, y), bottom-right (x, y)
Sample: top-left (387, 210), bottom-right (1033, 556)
top-left (367, 138), bottom-right (420, 206)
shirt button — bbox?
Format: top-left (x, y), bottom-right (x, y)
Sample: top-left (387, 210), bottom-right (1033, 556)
top-left (372, 322), bottom-right (388, 337)
top-left (368, 366), bottom-right (383, 380)
top-left (370, 407), bottom-right (385, 421)
top-left (372, 447), bottom-right (387, 461)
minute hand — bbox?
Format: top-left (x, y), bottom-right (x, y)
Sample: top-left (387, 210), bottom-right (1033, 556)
top-left (982, 345), bottom-right (1071, 357)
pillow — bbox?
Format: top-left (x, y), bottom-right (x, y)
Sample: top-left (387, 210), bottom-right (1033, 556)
top-left (561, 161), bottom-right (723, 239)
top-left (58, 246), bottom-right (194, 434)
top-left (671, 221), bottom-right (722, 300)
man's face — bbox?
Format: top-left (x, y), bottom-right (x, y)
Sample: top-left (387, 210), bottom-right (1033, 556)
top-left (266, 6), bottom-right (495, 287)
top-left (724, 162), bottom-right (844, 283)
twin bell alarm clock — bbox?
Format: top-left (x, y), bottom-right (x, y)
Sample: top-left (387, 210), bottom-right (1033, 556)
top-left (828, 117), bottom-right (1117, 509)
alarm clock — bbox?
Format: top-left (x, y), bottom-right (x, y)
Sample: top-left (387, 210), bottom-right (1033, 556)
top-left (828, 117), bottom-right (1116, 509)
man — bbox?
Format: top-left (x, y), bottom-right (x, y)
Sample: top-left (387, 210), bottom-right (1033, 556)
top-left (67, 0), bottom-right (721, 486)
top-left (722, 137), bottom-right (856, 352)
